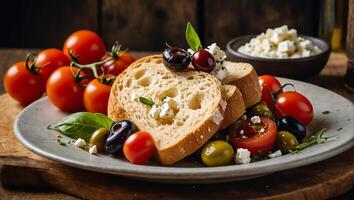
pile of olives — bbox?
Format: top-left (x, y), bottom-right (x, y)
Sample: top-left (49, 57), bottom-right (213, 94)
top-left (163, 47), bottom-right (216, 72)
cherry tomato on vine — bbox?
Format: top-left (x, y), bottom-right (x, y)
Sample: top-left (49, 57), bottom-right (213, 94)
top-left (3, 61), bottom-right (45, 105)
top-left (229, 117), bottom-right (277, 155)
top-left (123, 131), bottom-right (156, 164)
top-left (46, 67), bottom-right (87, 113)
top-left (275, 91), bottom-right (313, 126)
top-left (63, 30), bottom-right (106, 64)
top-left (83, 78), bottom-right (112, 114)
top-left (36, 48), bottom-right (70, 83)
top-left (258, 75), bottom-right (282, 109)
top-left (101, 52), bottom-right (135, 76)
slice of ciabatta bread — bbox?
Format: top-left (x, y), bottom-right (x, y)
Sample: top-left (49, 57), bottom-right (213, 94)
top-left (222, 62), bottom-right (261, 108)
top-left (220, 85), bottom-right (246, 129)
top-left (108, 55), bottom-right (228, 165)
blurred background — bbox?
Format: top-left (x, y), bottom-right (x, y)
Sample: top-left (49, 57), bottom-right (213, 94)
top-left (0, 0), bottom-right (348, 51)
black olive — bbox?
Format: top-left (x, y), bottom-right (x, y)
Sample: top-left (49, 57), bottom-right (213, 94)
top-left (278, 116), bottom-right (306, 141)
top-left (162, 47), bottom-right (191, 71)
top-left (104, 120), bottom-right (137, 155)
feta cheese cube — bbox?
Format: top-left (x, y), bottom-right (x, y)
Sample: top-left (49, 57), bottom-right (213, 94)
top-left (278, 40), bottom-right (295, 53)
top-left (206, 43), bottom-right (227, 62)
top-left (235, 148), bottom-right (251, 164)
top-left (251, 116), bottom-right (261, 124)
top-left (74, 138), bottom-right (86, 148)
top-left (302, 50), bottom-right (311, 57)
top-left (159, 103), bottom-right (174, 119)
top-left (268, 150), bottom-right (282, 159)
top-left (89, 145), bottom-right (98, 154)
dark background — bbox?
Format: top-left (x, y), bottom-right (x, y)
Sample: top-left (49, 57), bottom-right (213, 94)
top-left (0, 0), bottom-right (324, 51)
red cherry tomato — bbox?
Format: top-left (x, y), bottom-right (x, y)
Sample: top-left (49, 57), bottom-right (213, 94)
top-left (83, 78), bottom-right (112, 114)
top-left (63, 30), bottom-right (106, 64)
top-left (229, 117), bottom-right (277, 155)
top-left (123, 131), bottom-right (156, 164)
top-left (36, 48), bottom-right (70, 83)
top-left (258, 75), bottom-right (282, 109)
top-left (275, 91), bottom-right (313, 126)
top-left (101, 52), bottom-right (135, 76)
top-left (46, 67), bottom-right (87, 112)
top-left (3, 61), bottom-right (45, 105)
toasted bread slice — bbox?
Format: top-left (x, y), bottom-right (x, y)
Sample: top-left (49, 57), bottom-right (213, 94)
top-left (108, 55), bottom-right (228, 165)
top-left (222, 62), bottom-right (261, 108)
top-left (220, 85), bottom-right (246, 129)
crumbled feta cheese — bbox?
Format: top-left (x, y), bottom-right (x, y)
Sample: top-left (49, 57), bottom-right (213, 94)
top-left (251, 116), bottom-right (261, 124)
top-left (219, 99), bottom-right (227, 111)
top-left (268, 150), bottom-right (282, 159)
top-left (149, 104), bottom-right (160, 119)
top-left (206, 43), bottom-right (227, 63)
top-left (211, 110), bottom-right (224, 125)
top-left (131, 93), bottom-right (136, 101)
top-left (240, 130), bottom-right (244, 135)
top-left (238, 25), bottom-right (321, 59)
top-left (89, 145), bottom-right (98, 154)
top-left (278, 40), bottom-right (295, 53)
top-left (159, 102), bottom-right (174, 119)
top-left (74, 138), bottom-right (86, 148)
top-left (211, 65), bottom-right (229, 81)
top-left (235, 148), bottom-right (251, 164)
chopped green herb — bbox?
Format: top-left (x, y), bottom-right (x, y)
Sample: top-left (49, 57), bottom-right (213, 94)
top-left (139, 97), bottom-right (155, 106)
top-left (290, 128), bottom-right (335, 154)
top-left (322, 111), bottom-right (330, 114)
top-left (57, 135), bottom-right (62, 138)
top-left (57, 140), bottom-right (67, 146)
top-left (337, 128), bottom-right (343, 131)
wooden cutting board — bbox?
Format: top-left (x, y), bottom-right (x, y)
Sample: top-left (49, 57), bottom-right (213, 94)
top-left (0, 94), bottom-right (353, 200)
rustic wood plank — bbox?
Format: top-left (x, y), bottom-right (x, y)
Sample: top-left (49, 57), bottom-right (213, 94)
top-left (0, 0), bottom-right (98, 48)
top-left (204, 0), bottom-right (316, 48)
top-left (101, 0), bottom-right (198, 51)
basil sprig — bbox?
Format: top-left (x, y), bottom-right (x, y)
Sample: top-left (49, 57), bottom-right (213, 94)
top-left (48, 112), bottom-right (114, 142)
top-left (186, 22), bottom-right (202, 51)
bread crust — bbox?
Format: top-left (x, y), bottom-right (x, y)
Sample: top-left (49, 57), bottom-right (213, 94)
top-left (220, 85), bottom-right (246, 129)
top-left (108, 55), bottom-right (226, 165)
top-left (223, 66), bottom-right (261, 108)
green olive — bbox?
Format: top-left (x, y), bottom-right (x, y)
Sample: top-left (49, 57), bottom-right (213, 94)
top-left (90, 128), bottom-right (109, 151)
top-left (276, 131), bottom-right (299, 153)
top-left (249, 102), bottom-right (275, 121)
top-left (201, 140), bottom-right (234, 167)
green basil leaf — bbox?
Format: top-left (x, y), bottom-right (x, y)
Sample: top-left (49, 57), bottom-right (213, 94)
top-left (139, 96), bottom-right (155, 107)
top-left (186, 22), bottom-right (201, 51)
top-left (49, 112), bottom-right (114, 142)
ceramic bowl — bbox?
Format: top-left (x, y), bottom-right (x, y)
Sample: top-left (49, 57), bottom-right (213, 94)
top-left (226, 35), bottom-right (331, 79)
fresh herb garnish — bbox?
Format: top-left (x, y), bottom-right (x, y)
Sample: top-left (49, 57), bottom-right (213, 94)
top-left (139, 97), bottom-right (155, 107)
top-left (57, 139), bottom-right (67, 146)
top-left (337, 127), bottom-right (343, 131)
top-left (48, 112), bottom-right (114, 142)
top-left (186, 22), bottom-right (202, 51)
top-left (322, 110), bottom-right (330, 114)
top-left (289, 128), bottom-right (335, 153)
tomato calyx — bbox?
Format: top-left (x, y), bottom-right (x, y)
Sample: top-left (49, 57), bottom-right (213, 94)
top-left (69, 50), bottom-right (115, 85)
top-left (108, 41), bottom-right (128, 61)
top-left (25, 53), bottom-right (46, 75)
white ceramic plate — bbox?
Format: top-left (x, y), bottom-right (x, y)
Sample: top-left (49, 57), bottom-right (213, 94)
top-left (14, 78), bottom-right (354, 183)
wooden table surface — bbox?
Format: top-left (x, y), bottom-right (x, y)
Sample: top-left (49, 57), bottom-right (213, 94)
top-left (0, 49), bottom-right (353, 199)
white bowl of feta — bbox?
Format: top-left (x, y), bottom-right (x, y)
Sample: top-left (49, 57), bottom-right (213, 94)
top-left (226, 26), bottom-right (330, 79)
